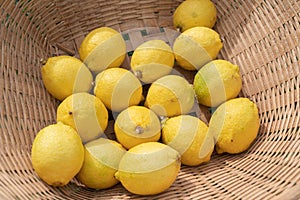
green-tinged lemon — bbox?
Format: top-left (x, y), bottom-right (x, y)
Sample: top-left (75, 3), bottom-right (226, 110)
top-left (194, 59), bottom-right (242, 107)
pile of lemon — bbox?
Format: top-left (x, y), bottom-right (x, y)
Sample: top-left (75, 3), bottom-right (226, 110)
top-left (31, 0), bottom-right (260, 196)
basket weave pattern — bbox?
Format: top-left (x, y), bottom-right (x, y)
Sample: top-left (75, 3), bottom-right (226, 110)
top-left (0, 0), bottom-right (299, 199)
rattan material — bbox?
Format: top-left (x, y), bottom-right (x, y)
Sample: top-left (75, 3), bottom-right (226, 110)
top-left (0, 0), bottom-right (299, 199)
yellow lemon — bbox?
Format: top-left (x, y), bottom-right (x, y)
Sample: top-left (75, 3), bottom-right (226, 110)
top-left (193, 59), bottom-right (242, 107)
top-left (131, 39), bottom-right (174, 83)
top-left (208, 98), bottom-right (260, 154)
top-left (76, 138), bottom-right (126, 189)
top-left (173, 0), bottom-right (217, 32)
top-left (79, 27), bottom-right (126, 74)
top-left (56, 92), bottom-right (108, 143)
top-left (31, 123), bottom-right (84, 186)
top-left (115, 142), bottom-right (181, 195)
top-left (173, 26), bottom-right (223, 70)
top-left (162, 115), bottom-right (214, 166)
top-left (41, 56), bottom-right (93, 101)
top-left (145, 75), bottom-right (195, 117)
top-left (114, 106), bottom-right (161, 149)
top-left (94, 68), bottom-right (143, 112)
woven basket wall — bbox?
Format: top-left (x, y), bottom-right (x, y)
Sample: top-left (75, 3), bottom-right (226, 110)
top-left (0, 0), bottom-right (299, 199)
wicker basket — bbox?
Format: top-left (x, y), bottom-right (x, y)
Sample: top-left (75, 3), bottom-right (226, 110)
top-left (1, 0), bottom-right (300, 199)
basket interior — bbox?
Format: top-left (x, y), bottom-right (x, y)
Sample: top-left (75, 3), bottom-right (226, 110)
top-left (0, 0), bottom-right (299, 199)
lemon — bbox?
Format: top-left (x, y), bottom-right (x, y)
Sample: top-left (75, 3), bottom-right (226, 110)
top-left (56, 92), bottom-right (108, 143)
top-left (162, 115), bottom-right (214, 166)
top-left (41, 56), bottom-right (93, 101)
top-left (79, 27), bottom-right (126, 74)
top-left (173, 26), bottom-right (223, 70)
top-left (193, 59), bottom-right (242, 107)
top-left (115, 142), bottom-right (181, 195)
top-left (208, 98), bottom-right (260, 154)
top-left (131, 39), bottom-right (174, 83)
top-left (173, 0), bottom-right (217, 32)
top-left (94, 68), bottom-right (143, 112)
top-left (76, 138), bottom-right (126, 189)
top-left (114, 106), bottom-right (161, 149)
top-left (31, 123), bottom-right (84, 186)
top-left (145, 75), bottom-right (195, 117)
